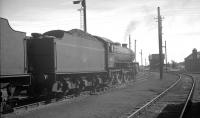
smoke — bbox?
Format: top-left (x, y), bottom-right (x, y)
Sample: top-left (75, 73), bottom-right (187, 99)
top-left (123, 5), bottom-right (154, 41)
top-left (124, 20), bottom-right (139, 41)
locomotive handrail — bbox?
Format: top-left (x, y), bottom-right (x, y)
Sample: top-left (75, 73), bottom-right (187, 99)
top-left (0, 74), bottom-right (31, 78)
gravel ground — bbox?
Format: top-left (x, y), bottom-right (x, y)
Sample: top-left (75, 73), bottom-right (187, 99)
top-left (3, 72), bottom-right (178, 118)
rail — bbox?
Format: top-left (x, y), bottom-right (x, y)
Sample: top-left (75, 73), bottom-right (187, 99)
top-left (179, 74), bottom-right (195, 118)
top-left (126, 73), bottom-right (195, 118)
top-left (127, 74), bottom-right (181, 118)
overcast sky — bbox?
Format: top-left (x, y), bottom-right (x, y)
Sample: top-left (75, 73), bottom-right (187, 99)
top-left (1, 0), bottom-right (200, 64)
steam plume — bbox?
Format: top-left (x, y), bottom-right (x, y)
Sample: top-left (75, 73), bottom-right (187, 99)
top-left (124, 20), bottom-right (138, 41)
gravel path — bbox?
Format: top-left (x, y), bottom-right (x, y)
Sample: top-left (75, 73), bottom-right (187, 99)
top-left (4, 72), bottom-right (178, 118)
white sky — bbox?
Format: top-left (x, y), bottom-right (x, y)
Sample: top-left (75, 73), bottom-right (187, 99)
top-left (1, 0), bottom-right (200, 64)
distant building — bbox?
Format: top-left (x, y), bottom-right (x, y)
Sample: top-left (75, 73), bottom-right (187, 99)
top-left (184, 48), bottom-right (200, 72)
top-left (149, 54), bottom-right (164, 71)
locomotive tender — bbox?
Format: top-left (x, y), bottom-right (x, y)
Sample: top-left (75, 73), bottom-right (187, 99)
top-left (0, 18), bottom-right (31, 102)
top-left (0, 18), bottom-right (136, 111)
top-left (27, 29), bottom-right (107, 96)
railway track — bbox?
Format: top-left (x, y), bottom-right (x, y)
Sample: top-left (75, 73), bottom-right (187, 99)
top-left (123, 73), bottom-right (195, 118)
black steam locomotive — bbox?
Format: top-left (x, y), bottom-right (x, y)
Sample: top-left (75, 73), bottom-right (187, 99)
top-left (0, 18), bottom-right (137, 112)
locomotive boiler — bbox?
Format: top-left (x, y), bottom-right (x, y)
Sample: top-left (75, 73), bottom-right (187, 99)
top-left (95, 36), bottom-right (136, 84)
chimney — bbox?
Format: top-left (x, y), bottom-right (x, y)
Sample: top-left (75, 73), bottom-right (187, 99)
top-left (192, 48), bottom-right (197, 60)
top-left (193, 48), bottom-right (197, 54)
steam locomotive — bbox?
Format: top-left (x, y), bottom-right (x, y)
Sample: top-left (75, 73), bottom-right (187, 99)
top-left (0, 18), bottom-right (137, 112)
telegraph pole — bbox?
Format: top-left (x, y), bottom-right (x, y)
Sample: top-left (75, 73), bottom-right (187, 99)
top-left (157, 7), bottom-right (164, 79)
top-left (140, 49), bottom-right (143, 71)
top-left (135, 40), bottom-right (137, 62)
top-left (140, 49), bottom-right (143, 66)
top-left (129, 35), bottom-right (131, 49)
top-left (165, 40), bottom-right (167, 72)
top-left (145, 58), bottom-right (147, 67)
top-left (162, 41), bottom-right (167, 72)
